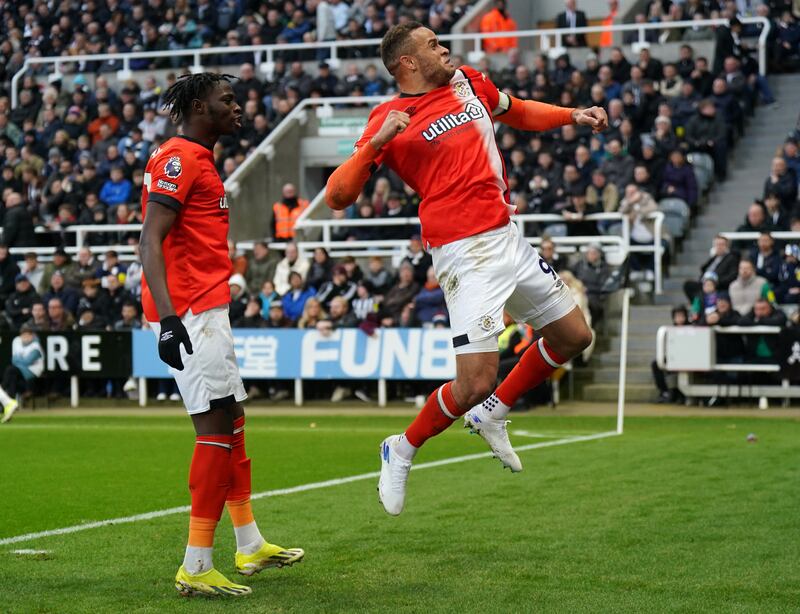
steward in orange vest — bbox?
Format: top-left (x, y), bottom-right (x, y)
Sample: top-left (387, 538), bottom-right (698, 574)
top-left (479, 1), bottom-right (518, 53)
top-left (272, 193), bottom-right (309, 240)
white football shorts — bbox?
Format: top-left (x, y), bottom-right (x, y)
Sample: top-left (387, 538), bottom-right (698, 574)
top-left (430, 221), bottom-right (576, 355)
top-left (148, 306), bottom-right (247, 414)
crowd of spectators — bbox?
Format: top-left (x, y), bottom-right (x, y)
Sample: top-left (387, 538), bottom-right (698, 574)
top-left (1, 0), bottom-right (798, 404)
top-left (659, 121), bottom-right (800, 403)
top-left (0, 244), bottom-right (142, 334)
top-left (0, 0), bottom-right (475, 83)
top-left (225, 237), bottom-right (448, 332)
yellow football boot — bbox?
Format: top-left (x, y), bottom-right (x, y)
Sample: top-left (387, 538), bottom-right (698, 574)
top-left (1, 399), bottom-right (18, 423)
top-left (235, 541), bottom-right (305, 576)
top-left (174, 565), bottom-right (252, 597)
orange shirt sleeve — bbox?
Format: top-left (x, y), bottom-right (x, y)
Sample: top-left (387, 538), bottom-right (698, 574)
top-left (324, 141), bottom-right (381, 211)
top-left (496, 95), bottom-right (575, 132)
top-left (146, 146), bottom-right (200, 212)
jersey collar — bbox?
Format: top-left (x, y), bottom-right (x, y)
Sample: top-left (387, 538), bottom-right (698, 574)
top-left (176, 134), bottom-right (214, 152)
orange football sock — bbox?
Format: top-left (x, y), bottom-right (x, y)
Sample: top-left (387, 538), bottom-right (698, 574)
top-left (226, 417), bottom-right (254, 527)
top-left (188, 516), bottom-right (217, 548)
top-left (187, 434), bottom-right (233, 546)
top-left (495, 339), bottom-right (566, 407)
top-left (225, 416), bottom-right (265, 553)
top-left (405, 381), bottom-right (465, 448)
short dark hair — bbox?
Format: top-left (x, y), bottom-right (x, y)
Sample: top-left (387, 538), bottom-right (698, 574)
top-left (161, 72), bottom-right (236, 124)
top-left (380, 22), bottom-right (425, 75)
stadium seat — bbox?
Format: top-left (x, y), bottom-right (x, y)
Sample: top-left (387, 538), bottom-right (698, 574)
top-left (658, 198), bottom-right (691, 239)
top-left (687, 153), bottom-right (715, 191)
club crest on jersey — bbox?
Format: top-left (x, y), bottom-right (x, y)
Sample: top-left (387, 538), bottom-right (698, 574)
top-left (164, 156), bottom-right (182, 179)
top-left (479, 314), bottom-right (496, 332)
top-left (452, 81), bottom-right (471, 98)
top-left (421, 102), bottom-right (484, 142)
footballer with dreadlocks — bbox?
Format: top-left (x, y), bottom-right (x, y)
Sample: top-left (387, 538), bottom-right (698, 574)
top-left (139, 73), bottom-right (304, 598)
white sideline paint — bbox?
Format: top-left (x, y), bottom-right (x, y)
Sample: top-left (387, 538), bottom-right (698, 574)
top-left (0, 431), bottom-right (618, 546)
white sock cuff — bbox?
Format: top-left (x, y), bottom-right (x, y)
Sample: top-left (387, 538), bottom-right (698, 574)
top-left (538, 339), bottom-right (563, 368)
top-left (436, 385), bottom-right (458, 420)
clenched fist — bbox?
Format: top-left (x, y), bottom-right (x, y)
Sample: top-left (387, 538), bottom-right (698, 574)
top-left (571, 106), bottom-right (609, 134)
top-left (370, 110), bottom-right (411, 149)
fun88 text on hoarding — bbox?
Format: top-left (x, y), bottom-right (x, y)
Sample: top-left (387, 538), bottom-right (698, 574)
top-left (132, 328), bottom-right (456, 380)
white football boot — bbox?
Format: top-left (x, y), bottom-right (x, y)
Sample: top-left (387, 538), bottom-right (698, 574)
top-left (463, 404), bottom-right (523, 472)
top-left (377, 435), bottom-right (412, 516)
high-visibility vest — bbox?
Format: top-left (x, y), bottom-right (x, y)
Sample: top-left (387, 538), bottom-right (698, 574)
top-left (272, 199), bottom-right (309, 239)
top-left (479, 9), bottom-right (518, 53)
top-left (600, 10), bottom-right (617, 48)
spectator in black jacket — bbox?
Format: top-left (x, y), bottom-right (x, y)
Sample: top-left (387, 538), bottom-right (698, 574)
top-left (684, 235), bottom-right (740, 300)
top-left (5, 274), bottom-right (40, 329)
top-left (0, 244), bottom-right (20, 310)
top-left (698, 292), bottom-right (743, 363)
top-left (763, 157), bottom-right (798, 211)
top-left (105, 274), bottom-right (135, 323)
top-left (381, 192), bottom-right (413, 240)
top-left (555, 0), bottom-right (588, 47)
top-left (750, 233), bottom-right (782, 286)
top-left (364, 257), bottom-right (394, 298)
top-left (740, 298), bottom-right (787, 364)
top-left (776, 244), bottom-right (800, 303)
top-left (562, 189), bottom-right (600, 236)
top-left (306, 247), bottom-right (334, 291)
top-left (685, 100), bottom-right (728, 179)
top-left (228, 273), bottom-right (250, 324)
top-left (265, 300), bottom-right (292, 328)
top-left (2, 192), bottom-right (36, 248)
top-left (735, 202), bottom-right (776, 251)
top-left (653, 305), bottom-right (689, 403)
top-left (401, 235), bottom-right (433, 286)
top-left (233, 297), bottom-right (267, 328)
top-left (77, 278), bottom-right (112, 324)
top-left (571, 243), bottom-right (610, 325)
top-left (316, 265), bottom-right (357, 310)
top-left (764, 191), bottom-right (790, 230)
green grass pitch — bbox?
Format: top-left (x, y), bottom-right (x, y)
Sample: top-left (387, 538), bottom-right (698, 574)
top-left (1, 412), bottom-right (798, 613)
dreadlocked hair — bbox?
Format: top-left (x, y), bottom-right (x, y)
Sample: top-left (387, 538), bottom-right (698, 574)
top-left (161, 73), bottom-right (237, 124)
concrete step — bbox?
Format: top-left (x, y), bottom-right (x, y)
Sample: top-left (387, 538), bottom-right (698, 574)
top-left (591, 350), bottom-right (654, 366)
top-left (604, 335), bottom-right (658, 352)
top-left (574, 367), bottom-right (652, 384)
top-left (671, 264), bottom-right (702, 277)
top-left (653, 293), bottom-right (688, 306)
top-left (603, 319), bottom-right (668, 335)
top-left (578, 383), bottom-right (656, 402)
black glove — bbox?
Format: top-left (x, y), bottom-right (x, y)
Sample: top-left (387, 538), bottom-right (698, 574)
top-left (158, 315), bottom-right (193, 370)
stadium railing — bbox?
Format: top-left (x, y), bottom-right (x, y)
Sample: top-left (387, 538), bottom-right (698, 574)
top-left (224, 95), bottom-right (390, 203)
top-left (11, 17), bottom-right (770, 108)
top-left (720, 231), bottom-right (800, 243)
top-left (656, 324), bottom-right (797, 407)
top-left (295, 193), bottom-right (666, 293)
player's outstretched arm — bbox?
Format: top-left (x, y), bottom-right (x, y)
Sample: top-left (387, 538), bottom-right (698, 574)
top-left (495, 92), bottom-right (608, 134)
top-left (325, 110), bottom-right (409, 210)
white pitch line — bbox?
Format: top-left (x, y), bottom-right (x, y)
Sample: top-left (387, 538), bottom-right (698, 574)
top-left (511, 429), bottom-right (600, 439)
top-left (0, 431), bottom-right (619, 546)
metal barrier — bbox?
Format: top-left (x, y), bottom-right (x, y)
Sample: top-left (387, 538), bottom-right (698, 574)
top-left (656, 324), bottom-right (797, 406)
top-left (11, 17), bottom-right (769, 108)
top-left (296, 198), bottom-right (665, 293)
top-left (224, 95), bottom-right (389, 201)
top-left (721, 231), bottom-right (800, 243)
